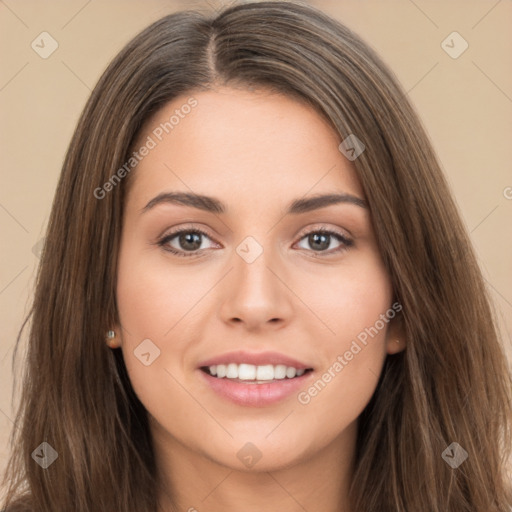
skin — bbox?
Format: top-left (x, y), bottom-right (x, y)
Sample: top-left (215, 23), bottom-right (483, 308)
top-left (112, 85), bottom-right (405, 512)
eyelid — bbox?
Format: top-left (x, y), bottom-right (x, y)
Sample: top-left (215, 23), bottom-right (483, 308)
top-left (296, 223), bottom-right (352, 240)
top-left (157, 223), bottom-right (218, 242)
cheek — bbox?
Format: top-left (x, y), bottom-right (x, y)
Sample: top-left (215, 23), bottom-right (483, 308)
top-left (296, 250), bottom-right (393, 344)
top-left (115, 242), bottom-right (177, 391)
top-left (293, 254), bottom-right (392, 423)
top-left (115, 242), bottom-right (217, 410)
top-left (115, 256), bottom-right (193, 441)
top-left (115, 242), bottom-right (207, 340)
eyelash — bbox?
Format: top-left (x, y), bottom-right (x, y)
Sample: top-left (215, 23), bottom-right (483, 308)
top-left (156, 226), bottom-right (354, 258)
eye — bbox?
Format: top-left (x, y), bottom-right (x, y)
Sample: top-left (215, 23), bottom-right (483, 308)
top-left (157, 227), bottom-right (218, 257)
top-left (157, 225), bottom-right (354, 258)
top-left (295, 227), bottom-right (353, 255)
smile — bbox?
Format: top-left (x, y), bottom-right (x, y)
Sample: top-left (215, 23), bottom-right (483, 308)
top-left (198, 365), bottom-right (314, 407)
top-left (201, 363), bottom-right (313, 382)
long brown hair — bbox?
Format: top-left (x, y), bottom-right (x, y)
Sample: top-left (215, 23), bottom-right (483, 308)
top-left (2, 1), bottom-right (511, 511)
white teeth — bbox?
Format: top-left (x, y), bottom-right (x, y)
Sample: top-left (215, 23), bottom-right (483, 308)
top-left (256, 364), bottom-right (274, 380)
top-left (274, 364), bottom-right (287, 379)
top-left (286, 367), bottom-right (297, 378)
top-left (207, 363), bottom-right (309, 381)
top-left (226, 363), bottom-right (238, 378)
top-left (238, 364), bottom-right (256, 380)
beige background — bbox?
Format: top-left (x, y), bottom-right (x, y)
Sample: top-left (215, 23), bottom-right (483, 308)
top-left (1, 0), bottom-right (511, 483)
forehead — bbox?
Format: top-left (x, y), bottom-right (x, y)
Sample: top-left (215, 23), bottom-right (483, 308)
top-left (127, 86), bottom-right (364, 207)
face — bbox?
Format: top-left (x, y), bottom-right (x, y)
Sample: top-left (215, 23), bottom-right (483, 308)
top-left (114, 86), bottom-right (404, 473)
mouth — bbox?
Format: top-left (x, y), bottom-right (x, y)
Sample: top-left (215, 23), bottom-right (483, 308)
top-left (200, 363), bottom-right (314, 384)
top-left (197, 361), bottom-right (315, 407)
top-left (196, 350), bottom-right (315, 406)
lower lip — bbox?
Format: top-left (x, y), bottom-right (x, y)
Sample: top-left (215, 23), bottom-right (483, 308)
top-left (198, 369), bottom-right (314, 407)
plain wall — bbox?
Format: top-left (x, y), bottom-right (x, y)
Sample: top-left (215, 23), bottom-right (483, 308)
top-left (1, 0), bottom-right (511, 489)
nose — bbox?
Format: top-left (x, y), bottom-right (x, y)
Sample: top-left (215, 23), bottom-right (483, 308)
top-left (218, 241), bottom-right (294, 332)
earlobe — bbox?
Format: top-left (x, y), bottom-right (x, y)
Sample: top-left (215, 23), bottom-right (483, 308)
top-left (385, 312), bottom-right (406, 354)
top-left (386, 337), bottom-right (406, 354)
top-left (105, 329), bottom-right (121, 349)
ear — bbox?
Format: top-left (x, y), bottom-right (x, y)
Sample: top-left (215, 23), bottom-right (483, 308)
top-left (385, 308), bottom-right (406, 355)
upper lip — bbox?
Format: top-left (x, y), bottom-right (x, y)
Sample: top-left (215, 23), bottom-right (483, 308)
top-left (197, 350), bottom-right (314, 370)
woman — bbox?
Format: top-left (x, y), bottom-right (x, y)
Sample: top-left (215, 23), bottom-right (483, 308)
top-left (2, 1), bottom-right (511, 511)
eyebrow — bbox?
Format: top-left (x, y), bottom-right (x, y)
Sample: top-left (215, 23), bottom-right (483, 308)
top-left (140, 191), bottom-right (368, 215)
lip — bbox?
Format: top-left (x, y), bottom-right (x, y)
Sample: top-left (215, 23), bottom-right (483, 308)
top-left (198, 367), bottom-right (315, 407)
top-left (197, 350), bottom-right (313, 370)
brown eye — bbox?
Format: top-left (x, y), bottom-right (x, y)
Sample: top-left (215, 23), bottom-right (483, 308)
top-left (158, 228), bottom-right (216, 257)
top-left (295, 228), bottom-right (353, 255)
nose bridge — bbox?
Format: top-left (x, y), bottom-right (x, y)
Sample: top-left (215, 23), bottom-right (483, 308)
top-left (218, 232), bottom-right (293, 328)
top-left (233, 234), bottom-right (281, 300)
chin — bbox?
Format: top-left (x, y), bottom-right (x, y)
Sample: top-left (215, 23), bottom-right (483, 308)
top-left (203, 434), bottom-right (312, 473)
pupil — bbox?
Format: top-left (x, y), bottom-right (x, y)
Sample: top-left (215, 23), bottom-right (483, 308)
top-left (180, 232), bottom-right (202, 250)
top-left (310, 233), bottom-right (329, 251)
